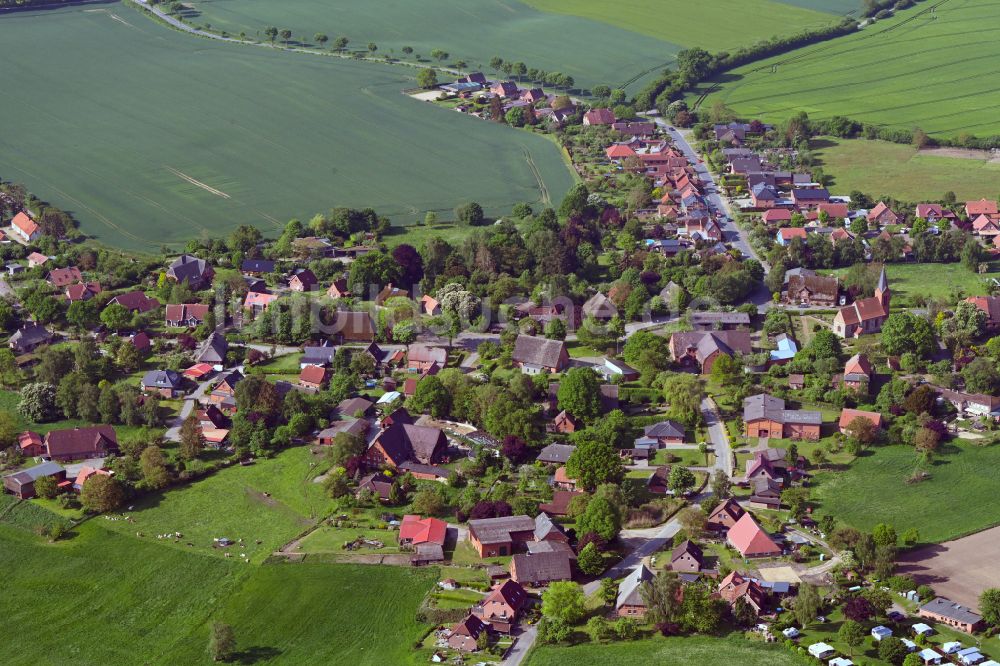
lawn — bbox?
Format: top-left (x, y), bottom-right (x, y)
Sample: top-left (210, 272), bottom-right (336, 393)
top-left (812, 137), bottom-right (1000, 202)
top-left (698, 0), bottom-right (1000, 137)
top-left (812, 441), bottom-right (1000, 543)
top-left (652, 448), bottom-right (715, 468)
top-left (526, 635), bottom-right (808, 666)
top-left (183, 0), bottom-right (682, 91)
top-left (295, 523), bottom-right (401, 554)
top-left (1, 3), bottom-right (575, 250)
top-left (0, 520), bottom-right (436, 665)
top-left (829, 262), bottom-right (992, 303)
top-left (524, 0), bottom-right (849, 54)
top-left (100, 446), bottom-right (333, 561)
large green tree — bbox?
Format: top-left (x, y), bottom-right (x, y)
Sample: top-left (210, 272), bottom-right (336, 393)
top-left (556, 367), bottom-right (602, 421)
top-left (541, 582), bottom-right (585, 625)
top-left (575, 496), bottom-right (621, 542)
top-left (566, 436), bottom-right (624, 491)
top-left (881, 312), bottom-right (935, 357)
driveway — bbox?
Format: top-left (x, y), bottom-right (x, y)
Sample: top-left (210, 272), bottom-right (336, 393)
top-left (502, 623), bottom-right (537, 666)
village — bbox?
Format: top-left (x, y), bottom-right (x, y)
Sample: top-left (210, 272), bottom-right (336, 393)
top-left (2, 77), bottom-right (1000, 666)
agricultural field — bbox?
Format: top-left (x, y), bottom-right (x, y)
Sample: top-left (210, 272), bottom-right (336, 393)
top-left (98, 446), bottom-right (334, 562)
top-left (829, 262), bottom-right (993, 303)
top-left (0, 3), bottom-right (575, 250)
top-left (812, 441), bottom-right (1000, 544)
top-left (523, 0), bottom-right (855, 50)
top-left (183, 0), bottom-right (678, 91)
top-left (698, 0), bottom-right (1000, 137)
top-left (526, 635), bottom-right (808, 666)
top-left (813, 137), bottom-right (1000, 202)
top-left (0, 521), bottom-right (434, 665)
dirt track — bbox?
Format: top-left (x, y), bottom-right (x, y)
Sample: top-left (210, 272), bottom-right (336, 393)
top-left (896, 525), bottom-right (1000, 610)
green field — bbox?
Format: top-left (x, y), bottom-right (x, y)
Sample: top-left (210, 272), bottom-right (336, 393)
top-left (699, 0), bottom-right (1000, 137)
top-left (526, 635), bottom-right (808, 666)
top-left (814, 137), bottom-right (1000, 201)
top-left (830, 262), bottom-right (992, 302)
top-left (0, 3), bottom-right (575, 250)
top-left (98, 446), bottom-right (332, 561)
top-left (524, 0), bottom-right (849, 50)
top-left (812, 441), bottom-right (1000, 543)
top-left (0, 521), bottom-right (434, 664)
top-left (184, 0), bottom-right (682, 91)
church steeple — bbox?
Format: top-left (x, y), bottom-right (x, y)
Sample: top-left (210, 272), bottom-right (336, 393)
top-left (875, 266), bottom-right (890, 310)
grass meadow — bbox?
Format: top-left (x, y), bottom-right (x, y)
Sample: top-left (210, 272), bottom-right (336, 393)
top-left (0, 3), bottom-right (575, 250)
top-left (812, 441), bottom-right (1000, 543)
top-left (813, 137), bottom-right (1000, 202)
top-left (698, 0), bottom-right (1000, 137)
top-left (526, 635), bottom-right (808, 666)
top-left (0, 521), bottom-right (434, 665)
top-left (829, 262), bottom-right (993, 303)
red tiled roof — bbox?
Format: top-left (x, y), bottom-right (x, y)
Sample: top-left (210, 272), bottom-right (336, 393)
top-left (298, 364), bottom-right (327, 385)
top-left (779, 227), bottom-right (807, 241)
top-left (47, 267), bottom-right (83, 287)
top-left (727, 513), bottom-right (781, 557)
top-left (761, 209), bottom-right (792, 223)
top-left (966, 198), bottom-right (999, 217)
top-left (606, 144), bottom-right (637, 159)
top-left (12, 212), bottom-right (39, 236)
top-left (839, 408), bottom-right (882, 430)
top-left (399, 515), bottom-right (447, 545)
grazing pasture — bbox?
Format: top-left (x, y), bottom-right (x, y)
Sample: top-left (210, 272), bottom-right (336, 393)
top-left (0, 521), bottom-right (434, 664)
top-left (698, 0), bottom-right (1000, 137)
top-left (829, 262), bottom-right (993, 303)
top-left (813, 137), bottom-right (1000, 202)
top-left (98, 446), bottom-right (333, 561)
top-left (0, 3), bottom-right (575, 250)
top-left (526, 635), bottom-right (807, 666)
top-left (812, 441), bottom-right (1000, 543)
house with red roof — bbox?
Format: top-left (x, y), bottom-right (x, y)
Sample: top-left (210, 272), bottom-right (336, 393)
top-left (165, 303), bottom-right (210, 327)
top-left (66, 281), bottom-right (102, 303)
top-left (606, 143), bottom-right (637, 161)
top-left (833, 266), bottom-right (890, 338)
top-left (816, 202), bottom-right (850, 221)
top-left (707, 498), bottom-right (746, 531)
top-left (474, 580), bottom-right (529, 633)
top-left (761, 209), bottom-right (792, 226)
top-left (727, 512), bottom-right (781, 557)
top-left (867, 201), bottom-right (899, 227)
top-left (327, 279), bottom-right (351, 300)
top-left (841, 353), bottom-right (872, 391)
top-left (11, 212), bottom-right (41, 242)
top-left (583, 108), bottom-right (615, 126)
top-left (776, 227), bottom-right (807, 246)
top-left (916, 203), bottom-right (957, 223)
top-left (491, 81), bottom-right (518, 98)
top-left (399, 514), bottom-right (447, 548)
top-left (966, 295), bottom-right (1000, 330)
top-left (448, 615), bottom-right (489, 652)
top-left (108, 291), bottom-right (160, 314)
top-left (27, 252), bottom-right (49, 268)
top-left (18, 431), bottom-right (45, 458)
top-left (244, 291), bottom-right (278, 314)
top-left (965, 198), bottom-right (999, 220)
top-left (718, 571), bottom-right (768, 614)
top-left (46, 266), bottom-right (82, 287)
top-left (972, 214), bottom-right (1000, 239)
top-left (297, 364), bottom-right (328, 391)
top-left (829, 227), bottom-right (855, 245)
top-left (839, 408), bottom-right (883, 434)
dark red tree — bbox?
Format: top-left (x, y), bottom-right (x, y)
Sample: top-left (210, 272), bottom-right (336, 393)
top-left (391, 243), bottom-right (424, 288)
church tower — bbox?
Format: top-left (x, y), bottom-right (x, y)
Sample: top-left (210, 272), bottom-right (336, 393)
top-left (875, 266), bottom-right (890, 311)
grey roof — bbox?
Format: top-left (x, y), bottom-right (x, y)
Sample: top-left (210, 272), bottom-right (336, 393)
top-left (643, 420), bottom-right (685, 439)
top-left (511, 550), bottom-right (572, 584)
top-left (142, 369), bottom-right (182, 389)
top-left (512, 334), bottom-right (566, 369)
top-left (670, 539), bottom-right (703, 564)
top-left (469, 515), bottom-right (535, 545)
top-left (690, 311), bottom-right (751, 327)
top-left (533, 512), bottom-right (566, 541)
top-left (526, 540), bottom-right (575, 555)
top-left (582, 292), bottom-right (618, 318)
top-left (10, 323), bottom-right (52, 349)
top-left (5, 461), bottom-right (64, 486)
top-left (537, 443), bottom-right (575, 464)
top-left (196, 332), bottom-right (228, 364)
top-left (302, 345), bottom-right (336, 365)
top-left (920, 597), bottom-right (983, 625)
top-left (672, 330), bottom-right (752, 364)
top-left (241, 258), bottom-right (275, 273)
top-left (168, 254), bottom-right (210, 285)
top-left (743, 393), bottom-right (822, 425)
top-left (616, 564), bottom-right (655, 609)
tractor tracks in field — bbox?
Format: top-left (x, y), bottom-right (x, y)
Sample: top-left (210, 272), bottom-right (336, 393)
top-left (521, 148), bottom-right (550, 207)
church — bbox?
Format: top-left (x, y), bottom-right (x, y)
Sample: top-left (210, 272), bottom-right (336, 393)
top-left (832, 267), bottom-right (890, 338)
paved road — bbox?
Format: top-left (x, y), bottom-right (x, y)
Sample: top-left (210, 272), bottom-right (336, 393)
top-left (653, 119), bottom-right (773, 309)
top-left (701, 396), bottom-right (734, 479)
top-left (582, 518), bottom-right (682, 596)
top-left (164, 367), bottom-right (234, 441)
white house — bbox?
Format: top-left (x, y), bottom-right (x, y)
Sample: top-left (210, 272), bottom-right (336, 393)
top-left (942, 642), bottom-right (964, 655)
top-left (912, 622), bottom-right (934, 636)
top-left (957, 647), bottom-right (985, 666)
top-left (829, 659), bottom-right (854, 666)
top-left (871, 625), bottom-right (893, 641)
top-left (918, 648), bottom-right (942, 665)
top-left (11, 212), bottom-right (41, 242)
